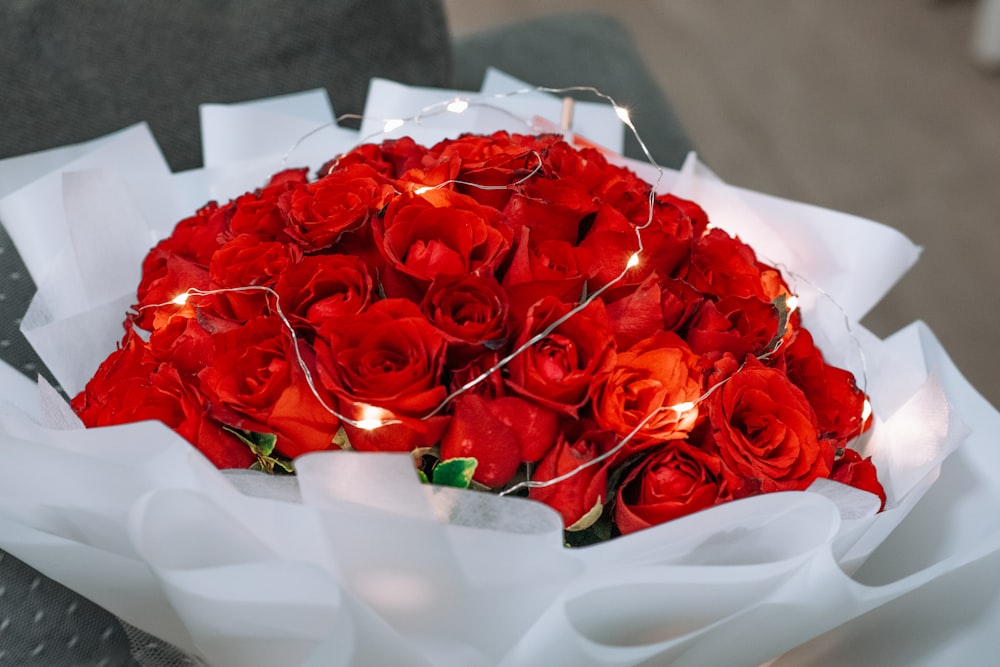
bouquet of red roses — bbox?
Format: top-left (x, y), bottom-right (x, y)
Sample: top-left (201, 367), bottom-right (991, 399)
top-left (70, 129), bottom-right (885, 542)
top-left (4, 82), bottom-right (992, 666)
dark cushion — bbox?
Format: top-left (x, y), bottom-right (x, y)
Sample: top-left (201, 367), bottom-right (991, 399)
top-left (1, 0), bottom-right (452, 172)
top-left (1, 3), bottom-right (451, 664)
top-left (452, 13), bottom-right (694, 168)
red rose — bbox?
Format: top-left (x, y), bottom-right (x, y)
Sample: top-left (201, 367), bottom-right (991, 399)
top-left (132, 202), bottom-right (225, 329)
top-left (541, 141), bottom-right (649, 211)
top-left (529, 423), bottom-right (617, 529)
top-left (329, 137), bottom-right (431, 181)
top-left (504, 178), bottom-right (599, 246)
top-left (279, 163), bottom-right (394, 251)
top-left (209, 235), bottom-right (300, 289)
top-left (430, 132), bottom-right (549, 209)
top-left (375, 188), bottom-right (512, 298)
top-left (146, 312), bottom-right (215, 379)
top-left (273, 253), bottom-right (374, 330)
top-left (314, 299), bottom-right (449, 452)
top-left (502, 227), bottom-right (597, 322)
top-left (831, 449), bottom-right (886, 511)
top-left (206, 235), bottom-right (302, 322)
top-left (198, 315), bottom-right (341, 458)
top-left (506, 296), bottom-right (615, 416)
top-left (228, 168), bottom-right (308, 239)
top-left (782, 328), bottom-right (871, 447)
top-left (72, 327), bottom-right (253, 468)
top-left (708, 359), bottom-right (833, 493)
top-left (684, 228), bottom-right (789, 301)
top-left (685, 295), bottom-right (784, 361)
top-left (132, 248), bottom-right (211, 331)
top-left (660, 275), bottom-right (705, 333)
top-left (603, 274), bottom-right (665, 351)
top-left (579, 200), bottom-right (696, 292)
top-left (615, 442), bottom-right (730, 534)
top-left (590, 331), bottom-right (704, 457)
top-left (433, 131), bottom-right (553, 163)
top-left (158, 201), bottom-right (230, 266)
top-left (420, 272), bottom-right (510, 364)
top-left (439, 394), bottom-right (560, 487)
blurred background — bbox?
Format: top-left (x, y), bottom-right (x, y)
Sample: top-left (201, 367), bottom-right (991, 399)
top-left (445, 0), bottom-right (1000, 409)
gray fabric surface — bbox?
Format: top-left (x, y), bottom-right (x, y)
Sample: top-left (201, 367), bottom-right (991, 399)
top-left (452, 13), bottom-right (694, 168)
top-left (1, 0), bottom-right (452, 172)
top-left (0, 551), bottom-right (142, 667)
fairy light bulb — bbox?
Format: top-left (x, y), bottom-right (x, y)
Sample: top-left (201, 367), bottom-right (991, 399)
top-left (785, 295), bottom-right (799, 313)
top-left (671, 401), bottom-right (696, 413)
top-left (171, 292), bottom-right (190, 306)
top-left (356, 404), bottom-right (391, 430)
top-left (446, 98), bottom-right (469, 113)
top-left (862, 398), bottom-right (872, 422)
top-left (383, 118), bottom-right (405, 133)
top-left (414, 186), bottom-right (433, 195)
top-left (614, 105), bottom-right (632, 126)
top-left (626, 252), bottom-right (640, 269)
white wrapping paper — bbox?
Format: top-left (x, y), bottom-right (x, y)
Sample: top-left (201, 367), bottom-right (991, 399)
top-left (1, 77), bottom-right (998, 666)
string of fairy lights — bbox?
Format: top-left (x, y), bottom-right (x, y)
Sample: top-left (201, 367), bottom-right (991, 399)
top-left (143, 85), bottom-right (871, 492)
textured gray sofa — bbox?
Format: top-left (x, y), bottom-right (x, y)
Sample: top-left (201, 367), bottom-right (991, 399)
top-left (0, 2), bottom-right (690, 664)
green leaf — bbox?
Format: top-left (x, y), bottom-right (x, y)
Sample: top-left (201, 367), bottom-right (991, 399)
top-left (416, 469), bottom-right (430, 484)
top-left (224, 426), bottom-right (294, 475)
top-left (432, 457), bottom-right (478, 489)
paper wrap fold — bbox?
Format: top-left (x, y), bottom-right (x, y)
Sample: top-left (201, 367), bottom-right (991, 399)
top-left (2, 74), bottom-right (999, 666)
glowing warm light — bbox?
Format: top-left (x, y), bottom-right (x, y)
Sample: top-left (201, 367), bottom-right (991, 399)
top-left (614, 105), bottom-right (632, 125)
top-left (171, 292), bottom-right (190, 306)
top-left (785, 295), bottom-right (800, 313)
top-left (671, 401), bottom-right (696, 413)
top-left (626, 253), bottom-right (640, 269)
top-left (355, 404), bottom-right (390, 431)
top-left (862, 399), bottom-right (873, 422)
top-left (414, 186), bottom-right (433, 195)
top-left (383, 118), bottom-right (405, 133)
top-left (446, 98), bottom-right (469, 113)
